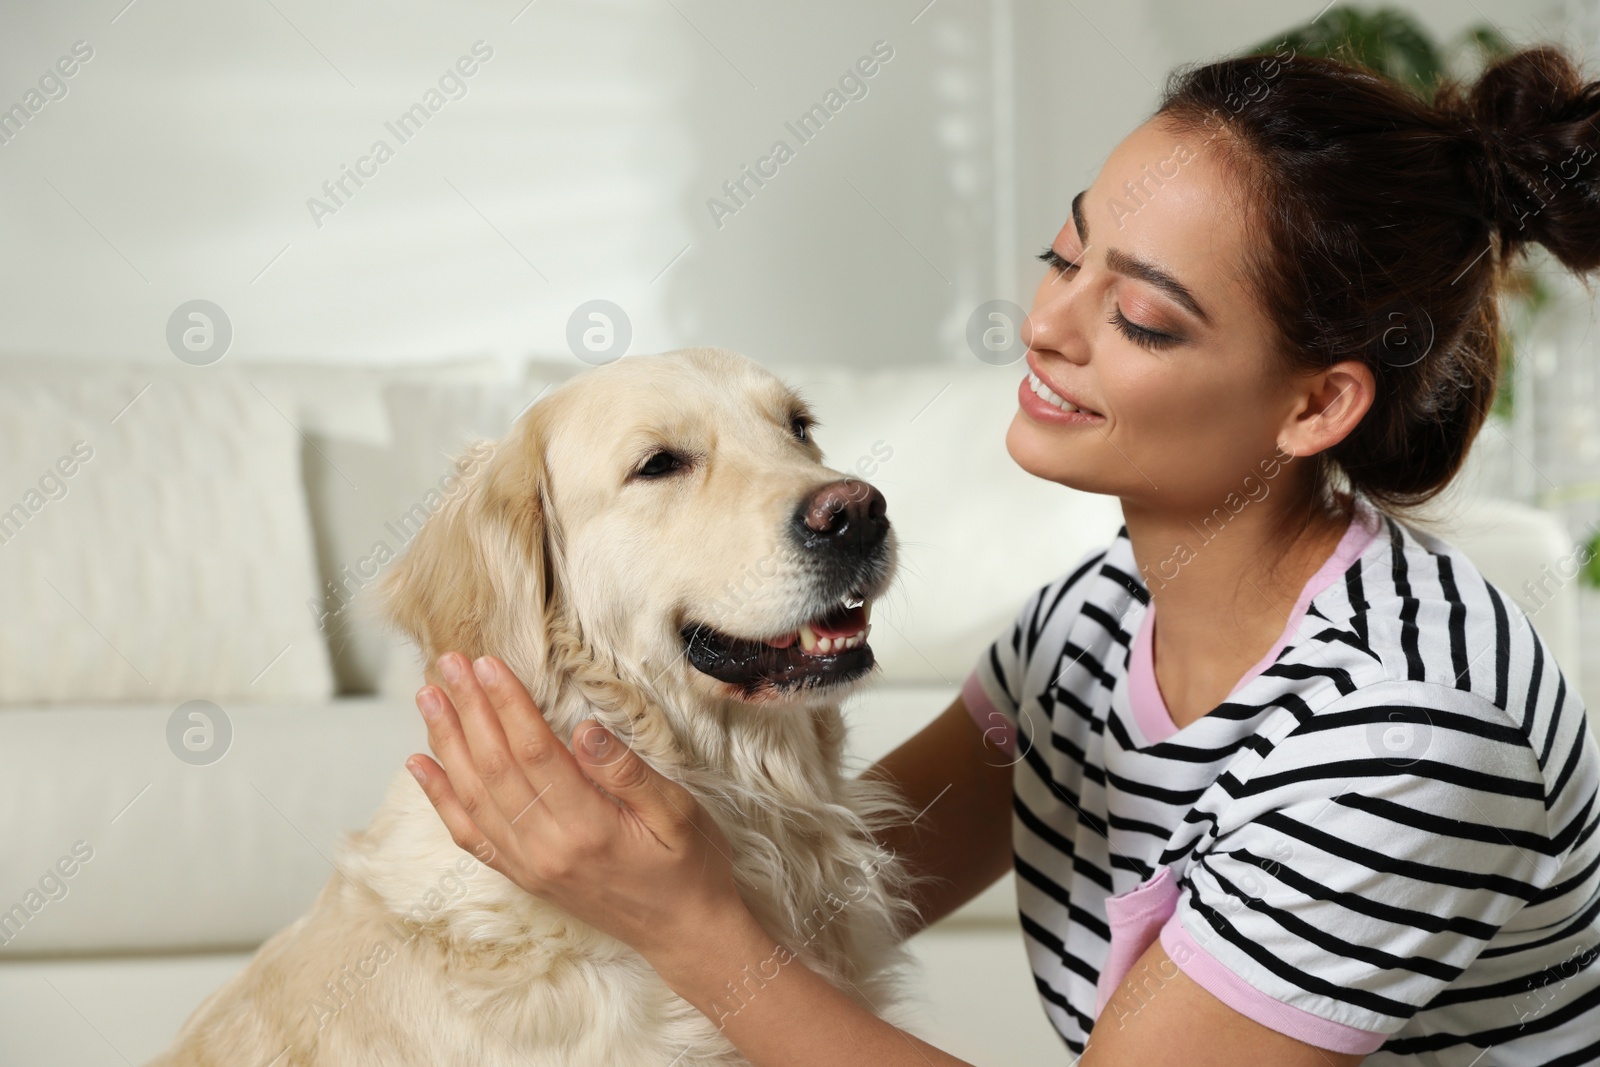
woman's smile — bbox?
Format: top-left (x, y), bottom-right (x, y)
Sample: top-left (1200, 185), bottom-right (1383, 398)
top-left (1017, 370), bottom-right (1105, 426)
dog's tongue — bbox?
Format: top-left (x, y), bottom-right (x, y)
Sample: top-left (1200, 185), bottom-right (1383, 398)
top-left (761, 605), bottom-right (868, 648)
top-left (811, 604), bottom-right (866, 638)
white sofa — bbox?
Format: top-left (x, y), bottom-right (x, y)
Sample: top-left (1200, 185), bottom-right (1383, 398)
top-left (0, 354), bottom-right (1587, 1066)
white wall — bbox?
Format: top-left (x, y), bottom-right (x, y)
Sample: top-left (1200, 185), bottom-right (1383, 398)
top-left (0, 0), bottom-right (1004, 368)
top-left (0, 0), bottom-right (1570, 370)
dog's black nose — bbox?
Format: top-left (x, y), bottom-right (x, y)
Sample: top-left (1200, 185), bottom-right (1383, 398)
top-left (793, 479), bottom-right (888, 552)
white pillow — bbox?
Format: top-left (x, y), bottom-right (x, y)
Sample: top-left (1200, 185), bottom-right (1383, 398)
top-left (0, 376), bottom-right (334, 703)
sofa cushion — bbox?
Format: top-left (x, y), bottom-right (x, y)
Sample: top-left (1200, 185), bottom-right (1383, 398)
top-left (0, 375), bottom-right (333, 703)
top-left (260, 355), bottom-right (531, 693)
top-left (0, 698), bottom-right (424, 957)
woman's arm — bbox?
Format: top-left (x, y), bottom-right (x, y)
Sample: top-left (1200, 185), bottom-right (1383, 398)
top-left (861, 695), bottom-right (1015, 933)
top-left (649, 905), bottom-right (976, 1066)
top-left (865, 701), bottom-right (1366, 1065)
top-left (1083, 941), bottom-right (1366, 1066)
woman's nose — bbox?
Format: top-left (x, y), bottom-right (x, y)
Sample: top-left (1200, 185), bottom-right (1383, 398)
top-left (1020, 306), bottom-right (1040, 351)
top-left (1025, 282), bottom-right (1090, 363)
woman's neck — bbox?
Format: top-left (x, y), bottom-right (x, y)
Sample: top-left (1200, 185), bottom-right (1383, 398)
top-left (1120, 489), bottom-right (1353, 728)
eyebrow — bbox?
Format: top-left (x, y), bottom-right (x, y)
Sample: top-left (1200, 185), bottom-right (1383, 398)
top-left (1070, 189), bottom-right (1210, 325)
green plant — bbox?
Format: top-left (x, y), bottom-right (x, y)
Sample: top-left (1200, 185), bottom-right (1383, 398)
top-left (1246, 6), bottom-right (1510, 94)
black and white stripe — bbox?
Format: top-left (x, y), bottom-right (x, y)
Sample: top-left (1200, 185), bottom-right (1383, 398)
top-left (973, 508), bottom-right (1600, 1064)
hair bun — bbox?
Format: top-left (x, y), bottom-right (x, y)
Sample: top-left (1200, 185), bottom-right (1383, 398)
top-left (1457, 46), bottom-right (1600, 270)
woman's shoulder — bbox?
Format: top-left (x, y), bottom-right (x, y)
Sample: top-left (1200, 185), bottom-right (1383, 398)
top-left (1307, 502), bottom-right (1583, 726)
top-left (1269, 505), bottom-right (1594, 847)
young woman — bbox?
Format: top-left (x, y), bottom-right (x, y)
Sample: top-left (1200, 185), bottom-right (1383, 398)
top-left (405, 44), bottom-right (1600, 1066)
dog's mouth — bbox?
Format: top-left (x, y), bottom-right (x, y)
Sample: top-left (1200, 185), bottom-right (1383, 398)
top-left (681, 592), bottom-right (875, 698)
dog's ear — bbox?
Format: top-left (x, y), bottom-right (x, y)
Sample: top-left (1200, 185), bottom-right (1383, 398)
top-left (376, 411), bottom-right (557, 688)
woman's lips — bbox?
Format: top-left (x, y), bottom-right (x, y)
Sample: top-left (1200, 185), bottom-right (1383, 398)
top-left (1023, 352), bottom-right (1102, 413)
top-left (1017, 373), bottom-right (1105, 425)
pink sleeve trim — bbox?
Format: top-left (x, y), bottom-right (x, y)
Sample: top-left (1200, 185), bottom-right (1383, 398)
top-left (962, 669), bottom-right (1016, 758)
top-left (1158, 911), bottom-right (1390, 1055)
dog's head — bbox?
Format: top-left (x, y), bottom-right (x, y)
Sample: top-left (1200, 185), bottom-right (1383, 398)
top-left (379, 348), bottom-right (895, 718)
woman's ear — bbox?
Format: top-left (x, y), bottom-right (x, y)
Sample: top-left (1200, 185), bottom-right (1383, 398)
top-left (376, 410), bottom-right (554, 678)
top-left (1279, 359), bottom-right (1375, 458)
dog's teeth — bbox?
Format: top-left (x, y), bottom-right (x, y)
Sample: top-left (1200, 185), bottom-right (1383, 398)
top-left (863, 603), bottom-right (872, 624)
top-left (798, 623), bottom-right (819, 653)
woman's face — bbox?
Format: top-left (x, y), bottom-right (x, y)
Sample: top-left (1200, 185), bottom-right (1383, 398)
top-left (1006, 118), bottom-right (1303, 514)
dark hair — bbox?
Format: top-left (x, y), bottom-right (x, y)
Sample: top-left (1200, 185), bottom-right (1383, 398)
top-left (1156, 44), bottom-right (1600, 520)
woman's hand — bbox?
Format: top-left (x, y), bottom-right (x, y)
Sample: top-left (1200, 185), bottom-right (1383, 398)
top-left (409, 652), bottom-right (980, 1067)
top-left (404, 651), bottom-right (754, 973)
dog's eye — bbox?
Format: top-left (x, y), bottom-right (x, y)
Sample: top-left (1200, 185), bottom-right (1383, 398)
top-left (790, 415), bottom-right (811, 443)
top-left (635, 450), bottom-right (683, 479)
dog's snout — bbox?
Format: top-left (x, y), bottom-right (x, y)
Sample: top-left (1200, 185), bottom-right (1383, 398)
top-left (793, 479), bottom-right (888, 552)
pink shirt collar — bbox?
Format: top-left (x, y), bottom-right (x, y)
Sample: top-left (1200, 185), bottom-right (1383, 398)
top-left (1126, 496), bottom-right (1383, 746)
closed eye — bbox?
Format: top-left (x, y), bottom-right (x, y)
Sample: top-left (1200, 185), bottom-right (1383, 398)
top-left (1109, 310), bottom-right (1180, 350)
top-left (1038, 247), bottom-right (1079, 274)
top-left (1039, 245), bottom-right (1180, 350)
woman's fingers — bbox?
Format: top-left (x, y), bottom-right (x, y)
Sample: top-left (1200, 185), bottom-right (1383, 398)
top-left (430, 652), bottom-right (610, 832)
top-left (415, 651), bottom-right (727, 916)
top-left (405, 753), bottom-right (501, 868)
top-left (464, 654), bottom-right (586, 821)
top-left (405, 685), bottom-right (744, 965)
top-left (415, 679), bottom-right (521, 848)
top-left (432, 652), bottom-right (544, 822)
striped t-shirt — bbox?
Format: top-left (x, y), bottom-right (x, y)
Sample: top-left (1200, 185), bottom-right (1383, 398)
top-left (963, 494), bottom-right (1600, 1064)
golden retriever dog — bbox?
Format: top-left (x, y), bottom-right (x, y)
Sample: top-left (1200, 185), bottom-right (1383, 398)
top-left (150, 347), bottom-right (917, 1066)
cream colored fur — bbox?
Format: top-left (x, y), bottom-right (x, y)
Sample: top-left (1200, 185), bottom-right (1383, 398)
top-left (149, 348), bottom-right (918, 1066)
